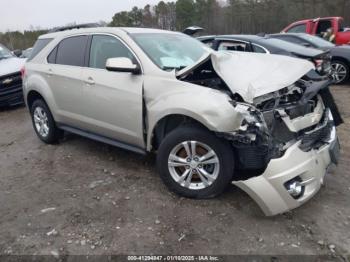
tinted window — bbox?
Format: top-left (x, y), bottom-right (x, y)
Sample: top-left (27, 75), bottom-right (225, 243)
top-left (252, 44), bottom-right (267, 53)
top-left (286, 24), bottom-right (306, 33)
top-left (27, 38), bottom-right (52, 61)
top-left (202, 39), bottom-right (214, 48)
top-left (262, 38), bottom-right (322, 56)
top-left (298, 34), bottom-right (334, 48)
top-left (273, 35), bottom-right (310, 46)
top-left (56, 36), bottom-right (88, 67)
top-left (89, 35), bottom-right (134, 69)
top-left (47, 46), bottom-right (58, 63)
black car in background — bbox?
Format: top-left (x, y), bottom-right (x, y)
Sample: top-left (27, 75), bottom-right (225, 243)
top-left (0, 44), bottom-right (26, 107)
top-left (269, 33), bottom-right (350, 84)
top-left (198, 35), bottom-right (332, 79)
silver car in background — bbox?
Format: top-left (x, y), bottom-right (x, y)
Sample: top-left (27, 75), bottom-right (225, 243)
top-left (22, 27), bottom-right (340, 216)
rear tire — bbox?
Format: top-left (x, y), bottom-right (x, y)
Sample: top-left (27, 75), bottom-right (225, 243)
top-left (157, 125), bottom-right (235, 199)
top-left (331, 60), bottom-right (349, 84)
top-left (30, 99), bottom-right (62, 144)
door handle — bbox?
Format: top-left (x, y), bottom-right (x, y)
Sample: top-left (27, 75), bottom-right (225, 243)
top-left (47, 69), bottom-right (53, 77)
top-left (84, 77), bottom-right (95, 85)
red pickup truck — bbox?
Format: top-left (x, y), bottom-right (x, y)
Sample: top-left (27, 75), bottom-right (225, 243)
top-left (282, 17), bottom-right (350, 45)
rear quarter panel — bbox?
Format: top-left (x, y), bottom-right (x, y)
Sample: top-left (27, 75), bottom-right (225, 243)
top-left (23, 62), bottom-right (61, 122)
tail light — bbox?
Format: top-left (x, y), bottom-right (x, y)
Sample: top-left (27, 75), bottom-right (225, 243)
top-left (20, 66), bottom-right (26, 79)
top-left (313, 59), bottom-right (324, 73)
top-left (314, 59), bottom-right (323, 67)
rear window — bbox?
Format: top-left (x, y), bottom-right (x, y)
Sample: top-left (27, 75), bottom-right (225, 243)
top-left (27, 38), bottom-right (52, 61)
top-left (55, 36), bottom-right (88, 67)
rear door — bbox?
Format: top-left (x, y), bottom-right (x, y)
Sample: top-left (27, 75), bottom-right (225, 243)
top-left (46, 35), bottom-right (89, 127)
top-left (80, 34), bottom-right (144, 148)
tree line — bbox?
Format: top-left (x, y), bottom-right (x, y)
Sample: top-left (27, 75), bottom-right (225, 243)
top-left (1, 0), bottom-right (350, 50)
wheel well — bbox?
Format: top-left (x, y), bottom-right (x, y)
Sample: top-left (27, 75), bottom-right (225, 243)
top-left (27, 91), bottom-right (45, 110)
top-left (332, 56), bottom-right (350, 67)
top-left (151, 114), bottom-right (207, 150)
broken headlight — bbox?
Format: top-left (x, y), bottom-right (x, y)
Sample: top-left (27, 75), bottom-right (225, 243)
top-left (230, 101), bottom-right (268, 130)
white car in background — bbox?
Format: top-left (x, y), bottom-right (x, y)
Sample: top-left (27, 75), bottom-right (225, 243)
top-left (0, 43), bottom-right (26, 106)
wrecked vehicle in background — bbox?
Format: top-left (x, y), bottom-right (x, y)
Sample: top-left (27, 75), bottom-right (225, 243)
top-left (0, 43), bottom-right (26, 107)
top-left (198, 35), bottom-right (333, 80)
top-left (23, 27), bottom-right (341, 216)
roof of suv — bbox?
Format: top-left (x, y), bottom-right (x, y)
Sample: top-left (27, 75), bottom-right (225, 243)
top-left (40, 27), bottom-right (180, 39)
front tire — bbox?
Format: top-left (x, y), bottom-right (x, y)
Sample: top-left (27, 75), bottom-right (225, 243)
top-left (331, 60), bottom-right (349, 84)
top-left (157, 125), bottom-right (235, 199)
top-left (30, 99), bottom-right (62, 144)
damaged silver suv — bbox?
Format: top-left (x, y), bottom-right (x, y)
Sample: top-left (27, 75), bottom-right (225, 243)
top-left (23, 27), bottom-right (341, 216)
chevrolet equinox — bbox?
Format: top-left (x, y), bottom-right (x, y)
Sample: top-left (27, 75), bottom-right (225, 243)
top-left (23, 27), bottom-right (341, 216)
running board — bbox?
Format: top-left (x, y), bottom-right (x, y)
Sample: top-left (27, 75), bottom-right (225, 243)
top-left (58, 124), bottom-right (146, 155)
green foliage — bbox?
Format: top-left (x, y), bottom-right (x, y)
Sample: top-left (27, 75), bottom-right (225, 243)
top-left (1, 0), bottom-right (350, 50)
top-left (0, 30), bottom-right (47, 50)
top-left (108, 0), bottom-right (350, 34)
top-left (176, 0), bottom-right (196, 30)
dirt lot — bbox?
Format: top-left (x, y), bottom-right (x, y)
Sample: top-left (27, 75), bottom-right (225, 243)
top-left (0, 85), bottom-right (349, 258)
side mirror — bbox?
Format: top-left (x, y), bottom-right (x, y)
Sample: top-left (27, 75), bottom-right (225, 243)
top-left (12, 49), bottom-right (23, 57)
top-left (106, 57), bottom-right (141, 74)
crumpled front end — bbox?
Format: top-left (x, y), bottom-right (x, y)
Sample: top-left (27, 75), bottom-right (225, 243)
top-left (228, 78), bottom-right (340, 216)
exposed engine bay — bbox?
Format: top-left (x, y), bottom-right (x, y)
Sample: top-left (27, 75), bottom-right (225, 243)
top-left (178, 57), bottom-right (343, 179)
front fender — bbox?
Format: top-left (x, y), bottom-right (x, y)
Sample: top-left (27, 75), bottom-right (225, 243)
top-left (144, 77), bottom-right (244, 150)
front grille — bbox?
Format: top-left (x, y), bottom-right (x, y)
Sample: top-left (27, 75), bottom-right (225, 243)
top-left (299, 109), bottom-right (333, 151)
top-left (0, 72), bottom-right (22, 95)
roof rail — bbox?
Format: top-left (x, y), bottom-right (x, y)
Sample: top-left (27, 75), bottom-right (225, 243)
top-left (49, 23), bottom-right (101, 33)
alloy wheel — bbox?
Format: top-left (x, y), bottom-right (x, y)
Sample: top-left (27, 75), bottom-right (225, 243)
top-left (331, 62), bottom-right (348, 84)
top-left (33, 107), bottom-right (50, 138)
top-left (168, 141), bottom-right (220, 190)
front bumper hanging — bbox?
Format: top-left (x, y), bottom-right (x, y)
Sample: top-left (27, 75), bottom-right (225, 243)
top-left (233, 110), bottom-right (339, 216)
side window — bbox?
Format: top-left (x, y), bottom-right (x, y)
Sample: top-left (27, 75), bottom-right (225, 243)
top-left (286, 24), bottom-right (306, 33)
top-left (252, 44), bottom-right (267, 53)
top-left (89, 35), bottom-right (134, 69)
top-left (202, 39), bottom-right (214, 48)
top-left (316, 20), bottom-right (332, 35)
top-left (56, 36), bottom-right (88, 67)
top-left (27, 38), bottom-right (52, 61)
top-left (218, 41), bottom-right (249, 52)
top-left (47, 46), bottom-right (58, 64)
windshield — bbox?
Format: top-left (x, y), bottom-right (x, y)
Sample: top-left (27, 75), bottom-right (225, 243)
top-left (298, 34), bottom-right (335, 48)
top-left (0, 44), bottom-right (13, 59)
top-left (131, 33), bottom-right (209, 70)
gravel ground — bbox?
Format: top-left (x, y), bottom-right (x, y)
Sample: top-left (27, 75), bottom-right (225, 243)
top-left (0, 85), bottom-right (349, 259)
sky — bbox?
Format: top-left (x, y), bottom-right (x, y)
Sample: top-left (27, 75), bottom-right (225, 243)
top-left (0, 0), bottom-right (169, 32)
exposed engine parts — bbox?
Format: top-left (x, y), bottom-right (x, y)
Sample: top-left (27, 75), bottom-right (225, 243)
top-left (180, 62), bottom-right (342, 179)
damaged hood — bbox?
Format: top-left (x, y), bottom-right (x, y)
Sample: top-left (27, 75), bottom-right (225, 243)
top-left (177, 51), bottom-right (314, 103)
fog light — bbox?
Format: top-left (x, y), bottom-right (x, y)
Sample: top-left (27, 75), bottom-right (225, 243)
top-left (284, 178), bottom-right (304, 199)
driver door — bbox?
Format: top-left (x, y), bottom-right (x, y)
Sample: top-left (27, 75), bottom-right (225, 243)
top-left (81, 34), bottom-right (144, 148)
